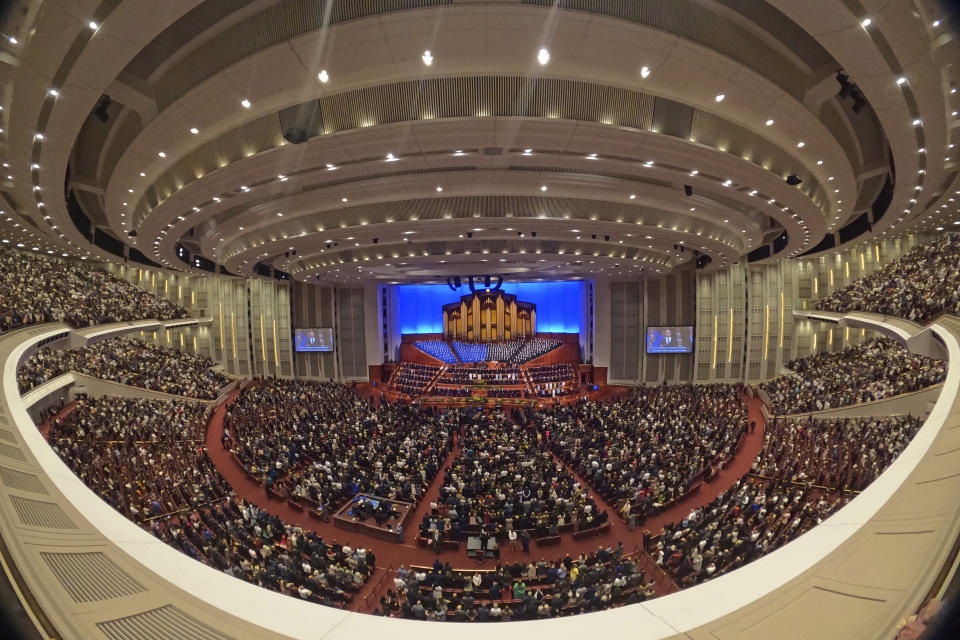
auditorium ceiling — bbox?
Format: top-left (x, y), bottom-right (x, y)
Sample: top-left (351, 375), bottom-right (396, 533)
top-left (0, 0), bottom-right (957, 283)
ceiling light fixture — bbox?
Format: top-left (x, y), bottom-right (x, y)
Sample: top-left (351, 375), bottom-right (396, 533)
top-left (714, 93), bottom-right (725, 102)
top-left (537, 48), bottom-right (550, 65)
top-left (241, 99), bottom-right (251, 109)
top-left (421, 50), bottom-right (433, 66)
top-left (190, 127), bottom-right (199, 134)
top-left (861, 17), bottom-right (872, 28)
top-left (639, 65), bottom-right (651, 79)
top-left (318, 70), bottom-right (329, 83)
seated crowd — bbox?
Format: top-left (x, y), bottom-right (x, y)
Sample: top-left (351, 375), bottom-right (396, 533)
top-left (384, 545), bottom-right (657, 620)
top-left (50, 396), bottom-right (372, 608)
top-left (753, 415), bottom-right (921, 492)
top-left (815, 232), bottom-right (960, 323)
top-left (511, 338), bottom-right (561, 363)
top-left (225, 380), bottom-right (452, 511)
top-left (413, 340), bottom-right (458, 363)
top-left (422, 410), bottom-right (605, 544)
top-left (0, 247), bottom-right (188, 334)
top-left (538, 384), bottom-right (747, 525)
top-left (758, 337), bottom-right (945, 414)
top-left (391, 363), bottom-right (439, 395)
top-left (17, 336), bottom-right (229, 398)
top-left (655, 412), bottom-right (922, 587)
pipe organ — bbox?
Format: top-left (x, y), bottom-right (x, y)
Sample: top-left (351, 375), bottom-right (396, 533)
top-left (442, 290), bottom-right (536, 340)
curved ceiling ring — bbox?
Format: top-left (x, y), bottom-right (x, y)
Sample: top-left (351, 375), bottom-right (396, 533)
top-left (210, 191), bottom-right (748, 275)
top-left (764, 0), bottom-right (950, 240)
top-left (140, 120), bottom-right (827, 272)
top-left (219, 207), bottom-right (731, 280)
top-left (101, 9), bottom-right (854, 240)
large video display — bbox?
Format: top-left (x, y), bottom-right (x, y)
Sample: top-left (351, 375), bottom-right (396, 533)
top-left (294, 328), bottom-right (335, 352)
top-left (646, 326), bottom-right (694, 354)
top-left (395, 281), bottom-right (583, 334)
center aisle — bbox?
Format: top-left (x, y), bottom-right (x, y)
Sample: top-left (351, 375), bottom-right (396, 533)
top-left (204, 390), bottom-right (768, 614)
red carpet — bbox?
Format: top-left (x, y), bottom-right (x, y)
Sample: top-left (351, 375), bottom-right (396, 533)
top-left (204, 392), bottom-right (767, 612)
top-left (38, 400), bottom-right (78, 439)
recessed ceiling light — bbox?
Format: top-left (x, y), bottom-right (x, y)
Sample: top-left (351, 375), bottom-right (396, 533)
top-left (537, 48), bottom-right (550, 65)
top-left (540, 185), bottom-right (548, 192)
top-left (157, 151), bottom-right (166, 158)
top-left (436, 186), bottom-right (443, 192)
top-left (765, 119), bottom-right (774, 126)
top-left (241, 99), bottom-right (251, 108)
top-left (861, 17), bottom-right (872, 28)
top-left (88, 21), bottom-right (98, 30)
top-left (342, 197), bottom-right (349, 202)
top-left (421, 50), bottom-right (433, 66)
top-left (714, 93), bottom-right (725, 102)
top-left (896, 76), bottom-right (907, 86)
top-left (522, 149), bottom-right (533, 155)
top-left (722, 179), bottom-right (732, 186)
top-left (932, 20), bottom-right (941, 27)
top-left (796, 141), bottom-right (805, 148)
top-left (7, 36), bottom-right (16, 44)
top-left (189, 127), bottom-right (199, 135)
top-left (639, 65), bottom-right (651, 79)
top-left (276, 212), bottom-right (283, 217)
top-left (317, 69), bottom-right (329, 83)
top-left (912, 118), bottom-right (922, 126)
top-left (629, 194), bottom-right (637, 199)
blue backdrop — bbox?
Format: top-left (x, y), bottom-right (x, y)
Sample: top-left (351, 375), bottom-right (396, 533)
top-left (396, 281), bottom-right (583, 334)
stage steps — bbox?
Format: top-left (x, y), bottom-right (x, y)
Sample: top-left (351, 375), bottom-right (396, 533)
top-left (446, 339), bottom-right (463, 364)
top-left (419, 366), bottom-right (446, 397)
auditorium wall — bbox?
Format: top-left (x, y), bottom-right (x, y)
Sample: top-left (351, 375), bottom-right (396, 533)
top-left (605, 265), bottom-right (697, 384)
top-left (99, 230), bottom-right (929, 384)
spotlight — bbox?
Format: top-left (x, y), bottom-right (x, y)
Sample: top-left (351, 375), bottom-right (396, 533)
top-left (683, 184), bottom-right (693, 197)
top-left (785, 175), bottom-right (802, 186)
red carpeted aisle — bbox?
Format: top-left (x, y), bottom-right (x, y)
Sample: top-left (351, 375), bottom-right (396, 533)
top-left (38, 400), bottom-right (78, 438)
top-left (204, 391), bottom-right (768, 612)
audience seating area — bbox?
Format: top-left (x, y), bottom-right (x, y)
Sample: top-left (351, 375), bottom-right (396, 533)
top-left (655, 413), bottom-right (920, 587)
top-left (48, 396), bottom-right (374, 609)
top-left (816, 233), bottom-right (960, 323)
top-left (224, 380), bottom-right (451, 513)
top-left (419, 409), bottom-right (607, 548)
top-left (0, 247), bottom-right (188, 335)
top-left (17, 336), bottom-right (229, 398)
top-left (537, 384), bottom-right (747, 526)
top-left (758, 337), bottom-right (945, 414)
top-left (383, 547), bottom-right (656, 620)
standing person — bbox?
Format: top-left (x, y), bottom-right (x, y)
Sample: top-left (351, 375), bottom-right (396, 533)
top-left (520, 530), bottom-right (530, 554)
